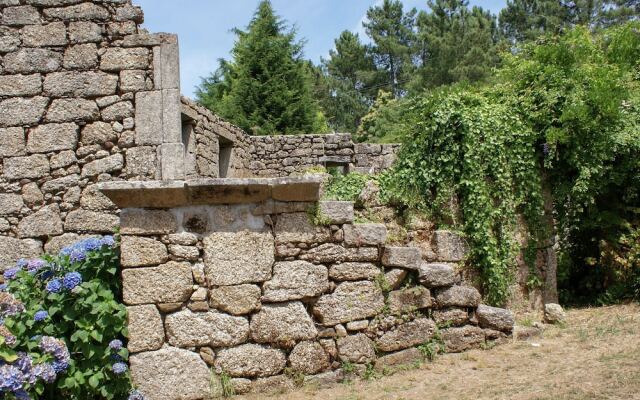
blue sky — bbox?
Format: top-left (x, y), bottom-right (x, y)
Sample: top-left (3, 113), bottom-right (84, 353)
top-left (134, 0), bottom-right (507, 98)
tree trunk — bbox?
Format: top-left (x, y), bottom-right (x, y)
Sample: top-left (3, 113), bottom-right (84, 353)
top-left (542, 172), bottom-right (559, 304)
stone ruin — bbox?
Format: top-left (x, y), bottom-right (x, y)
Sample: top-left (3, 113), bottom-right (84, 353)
top-left (0, 1), bottom-right (516, 399)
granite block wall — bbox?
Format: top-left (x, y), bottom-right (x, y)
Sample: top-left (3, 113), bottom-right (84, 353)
top-left (114, 194), bottom-right (514, 399)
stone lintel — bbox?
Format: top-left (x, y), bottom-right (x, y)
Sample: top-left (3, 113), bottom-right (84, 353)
top-left (98, 176), bottom-right (323, 208)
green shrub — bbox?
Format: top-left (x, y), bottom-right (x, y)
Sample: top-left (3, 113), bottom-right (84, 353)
top-left (323, 172), bottom-right (372, 203)
top-left (2, 236), bottom-right (135, 399)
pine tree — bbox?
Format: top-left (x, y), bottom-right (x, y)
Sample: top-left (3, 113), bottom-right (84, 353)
top-left (416, 0), bottom-right (500, 88)
top-left (499, 0), bottom-right (569, 43)
top-left (196, 0), bottom-right (324, 135)
top-left (320, 31), bottom-right (378, 132)
top-left (363, 0), bottom-right (417, 97)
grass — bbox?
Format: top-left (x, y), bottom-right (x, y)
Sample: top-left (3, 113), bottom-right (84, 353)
top-left (235, 303), bottom-right (640, 400)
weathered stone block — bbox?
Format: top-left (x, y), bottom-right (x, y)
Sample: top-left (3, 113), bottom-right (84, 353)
top-left (120, 236), bottom-right (168, 268)
top-left (21, 22), bottom-right (66, 47)
top-left (64, 210), bottom-right (118, 233)
top-left (81, 153), bottom-right (124, 177)
top-left (432, 230), bottom-right (469, 262)
top-left (544, 303), bottom-right (566, 324)
top-left (209, 284), bottom-right (261, 316)
top-left (0, 74), bottom-right (41, 97)
top-left (165, 309), bottom-right (249, 348)
top-left (101, 47), bottom-right (149, 71)
top-left (4, 49), bottom-right (61, 74)
top-left (313, 281), bottom-right (384, 325)
top-left (44, 71), bottom-right (118, 97)
top-left (328, 262), bottom-right (380, 281)
top-left (215, 344), bottom-right (286, 378)
top-left (41, 174), bottom-right (79, 193)
top-left (250, 302), bottom-right (317, 346)
top-left (134, 91), bottom-right (162, 145)
top-left (433, 308), bottom-right (470, 327)
top-left (125, 146), bottom-right (157, 178)
top-left (289, 341), bottom-right (330, 375)
top-left (3, 154), bottom-right (49, 180)
top-left (120, 69), bottom-right (148, 92)
top-left (441, 326), bottom-right (485, 353)
top-left (0, 194), bottom-right (23, 215)
top-left (122, 261), bottom-right (193, 305)
top-left (203, 231), bottom-right (274, 286)
top-left (343, 224), bottom-right (387, 247)
top-left (101, 101), bottom-right (133, 122)
top-left (63, 43), bottom-right (98, 70)
top-left (274, 212), bottom-right (331, 244)
top-left (0, 237), bottom-right (42, 272)
top-left (79, 185), bottom-right (116, 211)
top-left (387, 287), bottom-right (432, 315)
top-left (46, 99), bottom-right (99, 123)
top-left (374, 348), bottom-right (423, 372)
top-left (317, 201), bottom-right (354, 224)
top-left (418, 263), bottom-right (459, 288)
top-left (337, 334), bottom-right (376, 364)
top-left (127, 305), bottom-right (164, 353)
top-left (17, 205), bottom-right (63, 238)
top-left (1, 5), bottom-right (40, 26)
top-left (68, 21), bottom-right (103, 43)
top-left (0, 128), bottom-right (25, 157)
top-left (262, 261), bottom-right (329, 302)
top-left (130, 347), bottom-right (211, 400)
top-left (382, 247), bottom-right (421, 270)
top-left (300, 243), bottom-right (378, 263)
top-left (43, 3), bottom-right (109, 21)
top-left (435, 286), bottom-right (481, 308)
top-left (375, 318), bottom-right (437, 352)
top-left (0, 97), bottom-right (48, 127)
top-left (384, 268), bottom-right (407, 290)
top-left (81, 121), bottom-right (116, 145)
top-left (121, 209), bottom-right (177, 235)
top-left (27, 123), bottom-right (78, 153)
top-left (476, 304), bottom-right (514, 332)
top-left (159, 142), bottom-right (185, 180)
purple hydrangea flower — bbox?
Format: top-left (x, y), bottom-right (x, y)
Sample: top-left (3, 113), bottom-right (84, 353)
top-left (52, 360), bottom-right (69, 374)
top-left (14, 389), bottom-right (30, 400)
top-left (34, 311), bottom-right (49, 322)
top-left (32, 363), bottom-right (56, 384)
top-left (3, 268), bottom-right (20, 281)
top-left (62, 272), bottom-right (82, 290)
top-left (111, 362), bottom-right (127, 375)
top-left (542, 143), bottom-right (550, 156)
top-left (15, 259), bottom-right (28, 269)
top-left (39, 337), bottom-right (70, 364)
top-left (69, 249), bottom-right (86, 263)
top-left (128, 390), bottom-right (146, 400)
top-left (108, 339), bottom-right (123, 351)
top-left (82, 238), bottom-right (103, 252)
top-left (27, 259), bottom-right (47, 275)
top-left (15, 353), bottom-right (32, 376)
top-left (46, 279), bottom-right (63, 294)
top-left (0, 364), bottom-right (24, 392)
top-left (110, 354), bottom-right (123, 362)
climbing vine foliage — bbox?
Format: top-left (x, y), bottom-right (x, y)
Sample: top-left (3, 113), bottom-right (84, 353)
top-left (381, 90), bottom-right (544, 305)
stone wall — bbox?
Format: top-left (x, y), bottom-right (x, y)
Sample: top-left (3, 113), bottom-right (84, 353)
top-left (102, 178), bottom-right (514, 400)
top-left (0, 0), bottom-right (190, 271)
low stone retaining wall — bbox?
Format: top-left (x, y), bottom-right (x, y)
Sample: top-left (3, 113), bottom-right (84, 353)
top-left (101, 177), bottom-right (514, 400)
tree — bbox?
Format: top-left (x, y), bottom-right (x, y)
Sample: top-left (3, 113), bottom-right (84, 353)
top-left (363, 0), bottom-right (417, 97)
top-left (416, 0), bottom-right (501, 89)
top-left (319, 31), bottom-right (378, 132)
top-left (499, 0), bottom-right (569, 43)
top-left (196, 0), bottom-right (325, 135)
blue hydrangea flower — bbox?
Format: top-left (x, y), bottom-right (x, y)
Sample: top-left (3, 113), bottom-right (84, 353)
top-left (15, 259), bottom-right (28, 269)
top-left (39, 337), bottom-right (69, 363)
top-left (51, 360), bottom-right (69, 374)
top-left (110, 353), bottom-right (124, 362)
top-left (111, 362), bottom-right (127, 375)
top-left (62, 272), bottom-right (82, 290)
top-left (39, 270), bottom-right (54, 281)
top-left (32, 363), bottom-right (56, 384)
top-left (15, 353), bottom-right (32, 376)
top-left (0, 364), bottom-right (24, 392)
top-left (108, 339), bottom-right (123, 351)
top-left (69, 249), bottom-right (86, 263)
top-left (82, 238), bottom-right (103, 252)
top-left (14, 389), bottom-right (30, 400)
top-left (0, 284), bottom-right (7, 292)
top-left (101, 236), bottom-right (116, 248)
top-left (3, 268), bottom-right (20, 281)
top-left (34, 310), bottom-right (49, 322)
top-left (128, 389), bottom-right (146, 400)
top-left (46, 279), bottom-right (63, 294)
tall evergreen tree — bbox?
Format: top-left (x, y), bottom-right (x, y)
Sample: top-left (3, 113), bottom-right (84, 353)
top-left (499, 0), bottom-right (569, 43)
top-left (320, 31), bottom-right (378, 132)
top-left (196, 0), bottom-right (325, 135)
top-left (363, 0), bottom-right (417, 97)
top-left (416, 0), bottom-right (500, 88)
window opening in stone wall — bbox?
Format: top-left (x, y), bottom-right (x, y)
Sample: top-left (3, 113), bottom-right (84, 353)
top-left (181, 114), bottom-right (197, 178)
top-left (219, 137), bottom-right (233, 178)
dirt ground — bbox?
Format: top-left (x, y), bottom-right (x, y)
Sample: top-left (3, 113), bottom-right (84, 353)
top-left (238, 303), bottom-right (640, 400)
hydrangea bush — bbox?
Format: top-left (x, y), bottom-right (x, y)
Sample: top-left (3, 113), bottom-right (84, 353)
top-left (1, 236), bottom-right (144, 400)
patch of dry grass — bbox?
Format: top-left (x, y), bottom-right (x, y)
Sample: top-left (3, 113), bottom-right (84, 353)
top-left (237, 304), bottom-right (640, 400)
